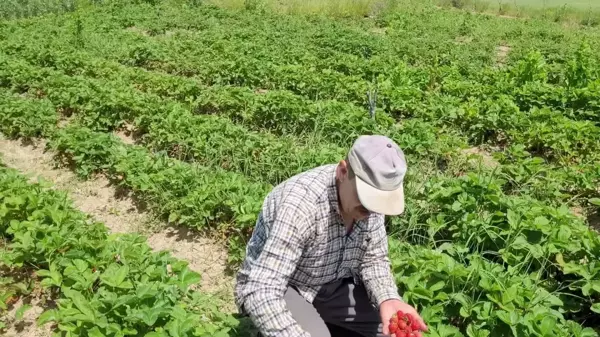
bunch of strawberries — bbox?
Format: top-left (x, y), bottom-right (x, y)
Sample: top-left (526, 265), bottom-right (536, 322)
top-left (388, 310), bottom-right (425, 337)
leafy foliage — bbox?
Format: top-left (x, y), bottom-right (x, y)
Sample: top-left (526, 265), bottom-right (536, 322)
top-left (1, 0), bottom-right (600, 336)
top-left (0, 166), bottom-right (244, 336)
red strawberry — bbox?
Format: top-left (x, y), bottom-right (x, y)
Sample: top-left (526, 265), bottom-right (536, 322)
top-left (391, 314), bottom-right (399, 324)
top-left (411, 320), bottom-right (420, 331)
top-left (397, 332), bottom-right (407, 337)
top-left (390, 322), bottom-right (398, 333)
top-left (398, 320), bottom-right (407, 329)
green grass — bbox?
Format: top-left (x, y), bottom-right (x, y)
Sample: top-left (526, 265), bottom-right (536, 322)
top-left (206, 0), bottom-right (600, 26)
top-left (437, 0), bottom-right (600, 24)
top-left (487, 0), bottom-right (600, 9)
top-left (207, 0), bottom-right (389, 16)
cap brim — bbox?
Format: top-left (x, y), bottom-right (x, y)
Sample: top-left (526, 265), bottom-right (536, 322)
top-left (355, 177), bottom-right (405, 215)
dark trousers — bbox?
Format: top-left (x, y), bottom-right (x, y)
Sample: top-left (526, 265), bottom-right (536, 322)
top-left (257, 278), bottom-right (384, 337)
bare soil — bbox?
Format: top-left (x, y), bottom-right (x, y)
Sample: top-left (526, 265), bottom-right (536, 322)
top-left (495, 45), bottom-right (511, 65)
top-left (588, 211), bottom-right (600, 233)
top-left (460, 146), bottom-right (499, 169)
top-left (124, 26), bottom-right (150, 36)
top-left (454, 36), bottom-right (473, 45)
top-left (0, 136), bottom-right (236, 335)
top-left (0, 267), bottom-right (55, 337)
top-left (2, 292), bottom-right (55, 337)
top-left (368, 27), bottom-right (387, 35)
top-left (570, 206), bottom-right (600, 233)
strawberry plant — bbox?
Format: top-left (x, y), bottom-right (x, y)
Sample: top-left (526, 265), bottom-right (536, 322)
top-left (0, 165), bottom-right (245, 336)
top-left (1, 1), bottom-right (600, 335)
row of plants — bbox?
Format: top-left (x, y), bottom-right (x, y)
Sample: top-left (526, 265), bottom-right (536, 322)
top-left (0, 53), bottom-right (461, 185)
top-left (399, 168), bottom-right (600, 312)
top-left (1, 1), bottom-right (595, 118)
top-left (2, 86), bottom-right (600, 331)
top-left (3, 27), bottom-right (597, 167)
top-left (2, 52), bottom-right (598, 307)
top-left (28, 1), bottom-right (599, 125)
top-left (415, 88), bottom-right (600, 164)
top-left (0, 164), bottom-right (244, 336)
top-left (1, 145), bottom-right (597, 336)
top-left (389, 240), bottom-right (599, 337)
top-left (1, 98), bottom-right (597, 337)
top-left (2, 13), bottom-right (598, 170)
top-left (1, 44), bottom-right (597, 211)
top-left (0, 43), bottom-right (465, 159)
top-left (0, 88), bottom-right (270, 262)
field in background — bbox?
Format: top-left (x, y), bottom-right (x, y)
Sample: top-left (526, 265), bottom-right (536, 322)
top-left (1, 0), bottom-right (600, 336)
top-left (4, 0), bottom-right (600, 24)
top-left (486, 0), bottom-right (600, 9)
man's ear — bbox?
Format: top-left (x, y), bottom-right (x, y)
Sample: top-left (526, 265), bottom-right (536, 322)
top-left (336, 159), bottom-right (348, 181)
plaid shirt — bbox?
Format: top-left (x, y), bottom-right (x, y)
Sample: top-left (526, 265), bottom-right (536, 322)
top-left (234, 164), bottom-right (402, 337)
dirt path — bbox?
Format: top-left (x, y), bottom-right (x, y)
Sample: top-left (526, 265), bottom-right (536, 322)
top-left (0, 135), bottom-right (237, 336)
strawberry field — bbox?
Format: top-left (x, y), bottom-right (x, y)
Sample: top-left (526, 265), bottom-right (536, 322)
top-left (1, 0), bottom-right (600, 336)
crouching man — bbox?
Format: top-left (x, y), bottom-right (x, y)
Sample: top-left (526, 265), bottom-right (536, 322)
top-left (234, 135), bottom-right (427, 337)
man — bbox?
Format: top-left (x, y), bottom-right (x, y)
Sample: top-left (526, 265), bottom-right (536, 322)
top-left (234, 135), bottom-right (427, 337)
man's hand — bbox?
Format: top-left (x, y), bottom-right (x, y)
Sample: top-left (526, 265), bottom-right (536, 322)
top-left (380, 299), bottom-right (427, 335)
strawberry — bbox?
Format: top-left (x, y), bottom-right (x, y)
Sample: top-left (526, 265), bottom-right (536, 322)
top-left (398, 320), bottom-right (407, 329)
top-left (411, 320), bottom-right (420, 331)
top-left (414, 332), bottom-right (422, 337)
top-left (390, 322), bottom-right (398, 333)
top-left (397, 332), bottom-right (407, 337)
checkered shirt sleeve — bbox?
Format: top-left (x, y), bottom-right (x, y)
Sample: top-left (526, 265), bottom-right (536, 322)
top-left (359, 215), bottom-right (403, 306)
top-left (235, 194), bottom-right (313, 336)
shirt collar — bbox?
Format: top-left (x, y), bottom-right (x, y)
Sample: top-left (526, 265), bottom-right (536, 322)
top-left (327, 165), bottom-right (342, 219)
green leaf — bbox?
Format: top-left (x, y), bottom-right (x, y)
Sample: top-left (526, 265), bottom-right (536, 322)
top-left (15, 304), bottom-right (32, 320)
top-left (502, 285), bottom-right (518, 304)
top-left (175, 267), bottom-right (201, 291)
top-left (539, 316), bottom-right (556, 336)
top-left (589, 198), bottom-right (600, 206)
top-left (467, 324), bottom-right (490, 337)
top-left (145, 332), bottom-right (167, 337)
top-left (37, 309), bottom-right (59, 325)
top-left (496, 310), bottom-right (519, 326)
top-left (507, 209), bottom-right (521, 228)
top-left (136, 282), bottom-right (159, 300)
top-left (88, 327), bottom-right (105, 337)
top-left (100, 264), bottom-right (133, 289)
top-left (429, 280), bottom-right (445, 292)
top-left (63, 288), bottom-right (96, 322)
top-left (591, 303), bottom-right (600, 314)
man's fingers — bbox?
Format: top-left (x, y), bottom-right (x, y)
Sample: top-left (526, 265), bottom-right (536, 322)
top-left (418, 316), bottom-right (428, 331)
top-left (382, 320), bottom-right (389, 335)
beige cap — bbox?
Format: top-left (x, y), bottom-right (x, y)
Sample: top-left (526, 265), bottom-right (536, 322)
top-left (347, 135), bottom-right (407, 215)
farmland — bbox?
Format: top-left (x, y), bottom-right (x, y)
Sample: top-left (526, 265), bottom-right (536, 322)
top-left (1, 0), bottom-right (600, 336)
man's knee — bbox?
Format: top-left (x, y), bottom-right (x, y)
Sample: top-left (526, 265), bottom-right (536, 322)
top-left (284, 286), bottom-right (331, 337)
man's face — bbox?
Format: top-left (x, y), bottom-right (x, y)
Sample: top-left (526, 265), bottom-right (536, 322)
top-left (336, 160), bottom-right (371, 222)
